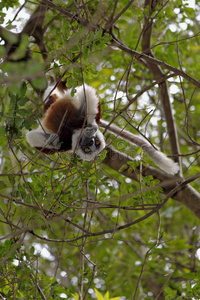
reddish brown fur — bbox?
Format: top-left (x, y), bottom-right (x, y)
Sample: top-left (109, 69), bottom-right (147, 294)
top-left (57, 80), bottom-right (68, 93)
top-left (42, 97), bottom-right (86, 152)
top-left (96, 102), bottom-right (101, 125)
top-left (43, 94), bottom-right (58, 114)
top-left (43, 98), bottom-right (74, 133)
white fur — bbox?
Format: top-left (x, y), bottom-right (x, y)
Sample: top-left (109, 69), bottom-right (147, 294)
top-left (26, 126), bottom-right (45, 147)
top-left (26, 126), bottom-right (59, 149)
top-left (74, 85), bottom-right (99, 125)
top-left (141, 144), bottom-right (179, 175)
top-left (100, 120), bottom-right (179, 175)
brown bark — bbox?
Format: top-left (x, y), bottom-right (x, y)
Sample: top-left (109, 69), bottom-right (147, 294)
top-left (103, 147), bottom-right (200, 219)
top-left (141, 0), bottom-right (181, 169)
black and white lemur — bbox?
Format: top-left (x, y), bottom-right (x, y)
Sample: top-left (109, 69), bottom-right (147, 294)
top-left (26, 81), bottom-right (106, 161)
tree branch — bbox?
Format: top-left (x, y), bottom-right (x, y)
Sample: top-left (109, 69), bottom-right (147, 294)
top-left (0, 1), bottom-right (49, 61)
top-left (103, 146), bottom-right (200, 219)
top-left (22, 0), bottom-right (49, 60)
top-left (141, 0), bottom-right (181, 170)
top-left (100, 119), bottom-right (179, 175)
top-left (110, 33), bottom-right (200, 88)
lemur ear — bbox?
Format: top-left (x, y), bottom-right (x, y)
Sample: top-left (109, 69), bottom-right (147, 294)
top-left (56, 77), bottom-right (68, 93)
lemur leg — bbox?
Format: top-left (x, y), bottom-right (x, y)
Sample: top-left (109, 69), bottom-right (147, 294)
top-left (46, 133), bottom-right (61, 148)
top-left (26, 129), bottom-right (61, 149)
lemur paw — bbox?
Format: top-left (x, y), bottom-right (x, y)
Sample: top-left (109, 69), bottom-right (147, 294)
top-left (46, 134), bottom-right (61, 149)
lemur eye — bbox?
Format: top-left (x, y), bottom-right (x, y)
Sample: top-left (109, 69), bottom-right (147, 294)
top-left (84, 147), bottom-right (90, 153)
top-left (95, 139), bottom-right (100, 146)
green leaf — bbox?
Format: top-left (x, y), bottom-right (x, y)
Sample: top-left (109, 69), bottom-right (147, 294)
top-left (164, 287), bottom-right (177, 297)
top-left (9, 34), bottom-right (29, 61)
top-left (94, 289), bottom-right (105, 300)
top-left (197, 270), bottom-right (200, 280)
top-left (119, 164), bottom-right (128, 172)
top-left (183, 272), bottom-right (196, 280)
top-left (19, 81), bottom-right (27, 98)
top-left (0, 126), bottom-right (6, 136)
top-left (4, 240), bottom-right (12, 250)
top-left (0, 181), bottom-right (7, 190)
top-left (30, 246), bottom-right (35, 255)
top-left (31, 77), bottom-right (47, 90)
top-left (72, 293), bottom-right (79, 300)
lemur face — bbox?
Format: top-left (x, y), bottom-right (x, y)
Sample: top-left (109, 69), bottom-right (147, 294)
top-left (72, 126), bottom-right (105, 161)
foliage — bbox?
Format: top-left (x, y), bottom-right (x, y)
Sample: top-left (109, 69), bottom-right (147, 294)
top-left (0, 0), bottom-right (200, 299)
